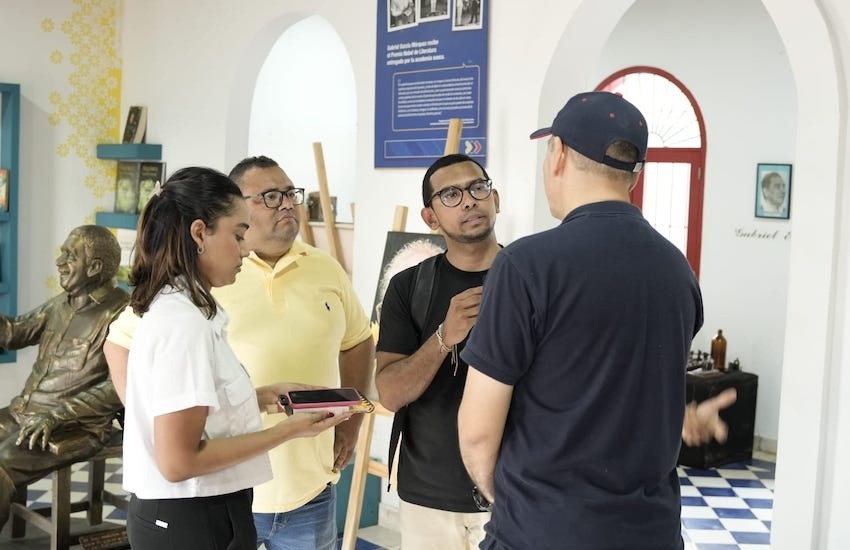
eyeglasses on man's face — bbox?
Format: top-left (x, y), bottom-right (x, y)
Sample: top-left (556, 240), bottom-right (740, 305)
top-left (429, 178), bottom-right (493, 208)
top-left (244, 188), bottom-right (305, 209)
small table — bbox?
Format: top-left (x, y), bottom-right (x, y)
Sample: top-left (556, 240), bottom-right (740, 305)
top-left (678, 370), bottom-right (758, 469)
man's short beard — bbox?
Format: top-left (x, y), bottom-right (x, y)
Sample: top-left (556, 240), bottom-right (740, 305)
top-left (443, 223), bottom-right (494, 244)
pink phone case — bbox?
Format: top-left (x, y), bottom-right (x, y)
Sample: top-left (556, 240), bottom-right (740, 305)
top-left (283, 388), bottom-right (375, 414)
top-left (288, 398), bottom-right (362, 410)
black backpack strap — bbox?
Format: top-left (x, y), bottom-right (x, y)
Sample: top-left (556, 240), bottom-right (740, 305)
top-left (410, 254), bottom-right (440, 334)
top-left (386, 254), bottom-right (441, 491)
top-left (386, 407), bottom-right (405, 492)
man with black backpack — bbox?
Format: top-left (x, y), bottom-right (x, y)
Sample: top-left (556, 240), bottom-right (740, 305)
top-left (376, 153), bottom-right (500, 549)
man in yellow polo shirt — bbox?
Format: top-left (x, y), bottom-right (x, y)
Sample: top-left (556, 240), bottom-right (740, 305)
top-left (105, 155), bottom-right (374, 550)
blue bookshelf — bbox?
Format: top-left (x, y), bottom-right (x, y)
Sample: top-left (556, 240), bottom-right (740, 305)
top-left (94, 212), bottom-right (139, 231)
top-left (96, 143), bottom-right (161, 160)
top-left (0, 83), bottom-right (20, 363)
top-left (96, 142), bottom-right (162, 231)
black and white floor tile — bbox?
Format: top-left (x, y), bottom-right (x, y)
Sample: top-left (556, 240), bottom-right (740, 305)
top-left (680, 457), bottom-right (775, 549)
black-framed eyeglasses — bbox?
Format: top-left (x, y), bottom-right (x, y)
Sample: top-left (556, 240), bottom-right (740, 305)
top-left (429, 178), bottom-right (493, 208)
top-left (244, 188), bottom-right (305, 209)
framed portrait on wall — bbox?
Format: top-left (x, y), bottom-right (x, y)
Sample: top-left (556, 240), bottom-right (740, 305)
top-left (755, 163), bottom-right (791, 220)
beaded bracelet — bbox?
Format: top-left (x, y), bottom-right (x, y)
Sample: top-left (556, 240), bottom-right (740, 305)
top-left (435, 323), bottom-right (460, 375)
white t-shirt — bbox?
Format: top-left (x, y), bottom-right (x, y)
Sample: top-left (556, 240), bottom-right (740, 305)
top-left (122, 286), bottom-right (272, 499)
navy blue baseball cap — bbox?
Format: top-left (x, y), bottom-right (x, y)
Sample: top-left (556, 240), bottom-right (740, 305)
top-left (530, 91), bottom-right (648, 173)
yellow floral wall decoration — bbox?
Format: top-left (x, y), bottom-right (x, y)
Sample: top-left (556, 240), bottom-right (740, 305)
top-left (41, 0), bottom-right (122, 294)
top-left (43, 0), bottom-right (121, 201)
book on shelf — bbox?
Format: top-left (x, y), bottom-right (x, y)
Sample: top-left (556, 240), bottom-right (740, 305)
top-left (114, 161), bottom-right (141, 214)
top-left (137, 161), bottom-right (166, 213)
top-left (111, 227), bottom-right (136, 288)
top-left (121, 105), bottom-right (147, 144)
top-left (0, 168), bottom-right (8, 212)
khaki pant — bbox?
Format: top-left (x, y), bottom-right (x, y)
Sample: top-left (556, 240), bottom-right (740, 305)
top-left (400, 500), bottom-right (490, 550)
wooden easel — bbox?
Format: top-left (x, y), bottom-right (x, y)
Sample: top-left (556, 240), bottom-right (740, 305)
top-left (298, 142), bottom-right (344, 269)
top-left (340, 119), bottom-right (463, 549)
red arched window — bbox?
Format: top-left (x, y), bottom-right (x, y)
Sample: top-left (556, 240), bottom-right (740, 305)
top-left (598, 67), bottom-right (706, 277)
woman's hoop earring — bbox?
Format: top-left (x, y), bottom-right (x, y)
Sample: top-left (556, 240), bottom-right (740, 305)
top-left (197, 246), bottom-right (204, 255)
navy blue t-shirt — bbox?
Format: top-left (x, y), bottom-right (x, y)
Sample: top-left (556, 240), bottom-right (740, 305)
top-left (462, 201), bottom-right (702, 550)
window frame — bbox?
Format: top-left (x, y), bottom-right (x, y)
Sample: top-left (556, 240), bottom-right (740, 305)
top-left (597, 66), bottom-right (707, 277)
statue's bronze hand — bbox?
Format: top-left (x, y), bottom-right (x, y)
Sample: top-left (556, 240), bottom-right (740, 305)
top-left (16, 414), bottom-right (59, 451)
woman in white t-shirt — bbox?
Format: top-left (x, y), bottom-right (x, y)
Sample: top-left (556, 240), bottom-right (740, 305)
top-left (122, 167), bottom-right (352, 549)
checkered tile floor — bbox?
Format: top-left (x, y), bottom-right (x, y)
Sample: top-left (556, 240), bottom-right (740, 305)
top-left (14, 457), bottom-right (775, 549)
top-left (680, 457), bottom-right (775, 549)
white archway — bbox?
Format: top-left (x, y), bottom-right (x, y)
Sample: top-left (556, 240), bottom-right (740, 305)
top-left (759, 2), bottom-right (845, 547)
top-left (225, 12), bottom-right (311, 171)
top-left (249, 16), bottom-right (357, 223)
top-left (225, 14), bottom-right (357, 224)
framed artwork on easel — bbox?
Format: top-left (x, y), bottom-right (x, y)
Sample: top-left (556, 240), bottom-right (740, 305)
top-left (372, 231), bottom-right (446, 325)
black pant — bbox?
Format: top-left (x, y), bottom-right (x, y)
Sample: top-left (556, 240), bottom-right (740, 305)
top-left (127, 489), bottom-right (255, 550)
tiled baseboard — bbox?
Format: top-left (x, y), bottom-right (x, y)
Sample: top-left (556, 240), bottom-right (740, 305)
top-left (755, 435), bottom-right (778, 455)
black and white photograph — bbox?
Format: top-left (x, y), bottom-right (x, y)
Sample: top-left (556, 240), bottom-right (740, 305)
top-left (388, 0), bottom-right (417, 31)
top-left (755, 163), bottom-right (792, 219)
top-left (371, 231), bottom-right (446, 327)
top-left (418, 0), bottom-right (449, 22)
top-left (453, 0), bottom-right (483, 30)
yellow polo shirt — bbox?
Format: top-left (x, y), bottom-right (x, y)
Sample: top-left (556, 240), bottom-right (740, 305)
top-left (212, 241), bottom-right (371, 512)
top-left (108, 241), bottom-right (371, 512)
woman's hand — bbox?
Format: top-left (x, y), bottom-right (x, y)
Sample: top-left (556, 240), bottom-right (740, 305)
top-left (273, 410), bottom-right (355, 440)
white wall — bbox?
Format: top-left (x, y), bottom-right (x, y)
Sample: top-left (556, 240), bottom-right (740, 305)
top-left (818, 5), bottom-right (850, 545)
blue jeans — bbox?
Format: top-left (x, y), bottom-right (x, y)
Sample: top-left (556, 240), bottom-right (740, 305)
top-left (254, 483), bottom-right (337, 550)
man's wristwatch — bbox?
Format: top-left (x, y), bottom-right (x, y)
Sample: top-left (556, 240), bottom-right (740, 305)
top-left (472, 485), bottom-right (492, 512)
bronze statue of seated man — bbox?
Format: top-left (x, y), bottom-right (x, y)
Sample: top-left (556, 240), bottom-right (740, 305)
top-left (0, 224), bottom-right (129, 530)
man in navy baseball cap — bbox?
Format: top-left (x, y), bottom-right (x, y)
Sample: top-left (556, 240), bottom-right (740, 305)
top-left (531, 91), bottom-right (648, 173)
top-left (458, 91), bottom-right (733, 550)
top-left (525, 91), bottom-right (649, 218)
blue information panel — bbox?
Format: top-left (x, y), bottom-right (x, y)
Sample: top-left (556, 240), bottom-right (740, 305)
top-left (375, 0), bottom-right (488, 168)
